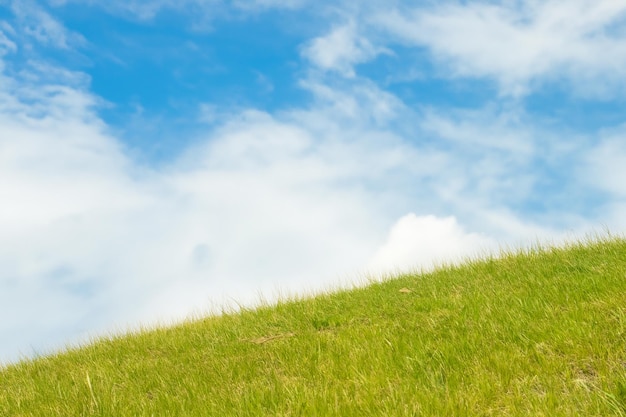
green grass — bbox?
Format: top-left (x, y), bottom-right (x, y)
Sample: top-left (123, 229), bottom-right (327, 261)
top-left (2, 237), bottom-right (626, 416)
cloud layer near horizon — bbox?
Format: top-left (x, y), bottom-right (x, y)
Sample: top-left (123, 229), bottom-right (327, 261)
top-left (1, 0), bottom-right (625, 364)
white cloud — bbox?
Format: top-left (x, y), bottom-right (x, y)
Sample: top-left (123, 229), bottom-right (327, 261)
top-left (301, 21), bottom-right (386, 77)
top-left (376, 0), bottom-right (626, 97)
top-left (367, 214), bottom-right (496, 275)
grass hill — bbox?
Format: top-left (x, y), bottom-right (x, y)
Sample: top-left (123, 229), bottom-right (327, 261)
top-left (1, 238), bottom-right (626, 416)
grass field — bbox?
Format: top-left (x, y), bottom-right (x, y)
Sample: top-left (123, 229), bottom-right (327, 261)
top-left (1, 237), bottom-right (626, 416)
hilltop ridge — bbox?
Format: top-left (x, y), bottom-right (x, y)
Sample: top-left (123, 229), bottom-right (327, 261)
top-left (1, 238), bottom-right (626, 416)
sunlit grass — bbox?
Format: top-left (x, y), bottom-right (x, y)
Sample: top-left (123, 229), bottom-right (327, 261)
top-left (2, 237), bottom-right (626, 416)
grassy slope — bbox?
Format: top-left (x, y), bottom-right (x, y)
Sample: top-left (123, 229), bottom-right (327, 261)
top-left (1, 238), bottom-right (626, 416)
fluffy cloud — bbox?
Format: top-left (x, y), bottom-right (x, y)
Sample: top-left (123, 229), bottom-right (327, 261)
top-left (367, 214), bottom-right (496, 275)
top-left (377, 0), bottom-right (626, 96)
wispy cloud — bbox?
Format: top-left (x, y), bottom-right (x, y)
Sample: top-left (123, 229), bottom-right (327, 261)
top-left (301, 21), bottom-right (387, 77)
top-left (376, 0), bottom-right (626, 97)
top-left (10, 0), bottom-right (86, 49)
top-left (50, 0), bottom-right (210, 21)
top-left (51, 0), bottom-right (310, 22)
top-left (232, 0), bottom-right (310, 12)
top-left (0, 24), bottom-right (17, 56)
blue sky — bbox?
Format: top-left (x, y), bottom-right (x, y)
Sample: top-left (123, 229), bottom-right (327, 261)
top-left (2, 0), bottom-right (626, 364)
